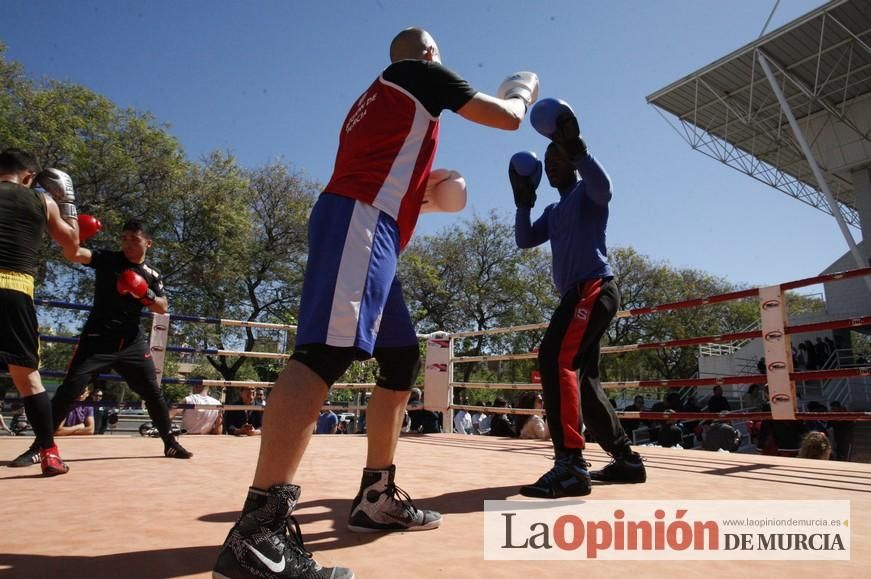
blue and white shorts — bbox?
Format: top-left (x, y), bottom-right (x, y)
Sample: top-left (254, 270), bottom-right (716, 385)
top-left (295, 193), bottom-right (417, 356)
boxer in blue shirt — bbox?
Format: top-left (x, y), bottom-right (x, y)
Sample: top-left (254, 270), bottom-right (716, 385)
top-left (510, 98), bottom-right (646, 498)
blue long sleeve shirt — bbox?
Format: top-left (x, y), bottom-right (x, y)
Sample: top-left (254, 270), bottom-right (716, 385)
top-left (515, 153), bottom-right (613, 298)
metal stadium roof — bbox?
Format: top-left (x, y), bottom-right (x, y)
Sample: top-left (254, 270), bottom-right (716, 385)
top-left (647, 0), bottom-right (871, 227)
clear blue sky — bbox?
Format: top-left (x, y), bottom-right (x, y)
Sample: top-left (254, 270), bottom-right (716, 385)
top-left (3, 0), bottom-right (847, 290)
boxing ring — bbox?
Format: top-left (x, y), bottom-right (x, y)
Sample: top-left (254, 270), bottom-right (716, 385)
top-left (2, 267), bottom-right (871, 578)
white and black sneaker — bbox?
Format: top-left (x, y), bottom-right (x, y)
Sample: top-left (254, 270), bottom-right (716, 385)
top-left (9, 444), bottom-right (40, 468)
top-left (213, 484), bottom-right (353, 579)
top-left (347, 465), bottom-right (442, 533)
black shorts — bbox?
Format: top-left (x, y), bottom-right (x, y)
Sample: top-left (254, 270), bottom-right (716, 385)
top-left (0, 288), bottom-right (40, 369)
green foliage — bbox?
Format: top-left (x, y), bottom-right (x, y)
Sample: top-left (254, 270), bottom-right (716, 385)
top-left (602, 247), bottom-right (758, 383)
top-left (161, 382), bottom-right (190, 404)
top-left (400, 211), bottom-right (557, 383)
top-left (0, 47), bottom-right (317, 386)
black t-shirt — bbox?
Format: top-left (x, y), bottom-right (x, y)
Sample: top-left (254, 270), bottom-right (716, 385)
top-left (81, 249), bottom-right (165, 338)
top-left (381, 60), bottom-right (477, 117)
top-left (0, 182), bottom-right (47, 277)
top-left (224, 407), bottom-right (264, 434)
top-left (409, 409), bottom-right (441, 433)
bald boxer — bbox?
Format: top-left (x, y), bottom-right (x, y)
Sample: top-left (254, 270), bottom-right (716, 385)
top-left (0, 150), bottom-right (80, 476)
top-left (9, 219), bottom-right (192, 469)
top-left (213, 27), bottom-right (538, 579)
top-left (511, 99), bottom-right (645, 499)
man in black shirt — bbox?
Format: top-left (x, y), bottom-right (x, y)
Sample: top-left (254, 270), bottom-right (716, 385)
top-left (1, 150), bottom-right (81, 476)
top-left (224, 387), bottom-right (263, 436)
top-left (706, 385), bottom-right (732, 413)
top-left (10, 219), bottom-right (191, 465)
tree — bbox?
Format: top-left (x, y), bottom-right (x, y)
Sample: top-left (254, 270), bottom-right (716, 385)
top-left (604, 247), bottom-right (759, 401)
top-left (1, 44), bottom-right (189, 323)
top-left (162, 156), bottom-right (317, 382)
top-left (400, 211), bottom-right (557, 397)
top-left (1, 47), bottom-right (317, 388)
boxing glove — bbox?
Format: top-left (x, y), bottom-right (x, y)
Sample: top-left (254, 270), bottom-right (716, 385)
top-left (77, 214), bottom-right (102, 242)
top-left (37, 168), bottom-right (77, 219)
top-left (508, 152), bottom-right (541, 209)
top-left (116, 269), bottom-right (156, 305)
top-left (530, 98), bottom-right (587, 160)
top-left (496, 71), bottom-right (540, 109)
top-left (421, 169), bottom-right (467, 214)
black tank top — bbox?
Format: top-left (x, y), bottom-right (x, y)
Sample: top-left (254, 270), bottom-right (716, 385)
top-left (0, 181), bottom-right (47, 276)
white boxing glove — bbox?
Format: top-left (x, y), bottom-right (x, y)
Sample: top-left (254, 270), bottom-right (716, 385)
top-left (37, 167), bottom-right (77, 219)
top-left (37, 168), bottom-right (76, 204)
top-left (421, 169), bottom-right (467, 214)
top-left (496, 71), bottom-right (540, 108)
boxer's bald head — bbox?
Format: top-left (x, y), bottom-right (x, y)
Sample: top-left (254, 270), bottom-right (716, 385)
top-left (390, 28), bottom-right (440, 64)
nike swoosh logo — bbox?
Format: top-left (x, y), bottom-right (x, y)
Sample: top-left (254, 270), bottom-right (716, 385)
top-left (244, 542), bottom-right (286, 573)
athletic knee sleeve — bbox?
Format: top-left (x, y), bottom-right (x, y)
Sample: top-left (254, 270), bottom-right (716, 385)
top-left (291, 344), bottom-right (357, 387)
top-left (374, 345), bottom-right (421, 391)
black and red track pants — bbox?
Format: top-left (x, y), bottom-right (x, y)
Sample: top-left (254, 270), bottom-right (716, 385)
top-left (538, 277), bottom-right (630, 455)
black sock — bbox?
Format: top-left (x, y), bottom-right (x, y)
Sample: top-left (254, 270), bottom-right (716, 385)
top-left (23, 392), bottom-right (55, 450)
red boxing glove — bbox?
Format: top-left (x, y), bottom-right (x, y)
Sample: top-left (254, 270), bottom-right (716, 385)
top-left (116, 269), bottom-right (156, 305)
top-left (77, 214), bottom-right (102, 242)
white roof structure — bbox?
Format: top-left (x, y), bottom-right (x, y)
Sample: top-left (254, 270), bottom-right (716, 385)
top-left (647, 0), bottom-right (871, 227)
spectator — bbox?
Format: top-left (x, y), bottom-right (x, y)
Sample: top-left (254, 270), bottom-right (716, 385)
top-left (90, 389), bottom-right (111, 435)
top-left (316, 402), bottom-right (338, 434)
top-left (742, 383), bottom-right (765, 410)
top-left (56, 386), bottom-right (95, 436)
top-left (663, 391), bottom-right (683, 412)
top-left (407, 387), bottom-right (423, 410)
top-left (803, 401), bottom-right (829, 434)
top-left (683, 395), bottom-right (701, 413)
top-left (681, 395), bottom-right (702, 447)
top-left (176, 384), bottom-right (223, 435)
top-left (795, 343), bottom-right (808, 371)
top-left (477, 402), bottom-right (492, 434)
top-left (254, 388), bottom-right (267, 407)
top-left (470, 403), bottom-right (488, 435)
top-left (705, 385), bottom-right (732, 413)
top-left (798, 431), bottom-right (832, 460)
top-left (702, 421), bottom-right (741, 452)
top-left (625, 395), bottom-right (645, 412)
top-left (407, 388), bottom-right (441, 434)
top-left (814, 337), bottom-right (829, 366)
top-left (656, 420), bottom-right (684, 448)
top-left (224, 388), bottom-right (263, 436)
top-left (488, 397), bottom-right (517, 438)
top-left (757, 404), bottom-right (803, 457)
top-left (803, 340), bottom-right (818, 370)
top-left (619, 395), bottom-right (646, 441)
top-left (516, 392), bottom-right (549, 440)
top-left (825, 337), bottom-right (837, 359)
top-left (453, 408), bottom-right (472, 435)
top-left (828, 400), bottom-right (854, 461)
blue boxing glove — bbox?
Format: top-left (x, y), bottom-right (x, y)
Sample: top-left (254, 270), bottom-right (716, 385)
top-left (530, 98), bottom-right (588, 160)
top-left (508, 151), bottom-right (542, 209)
